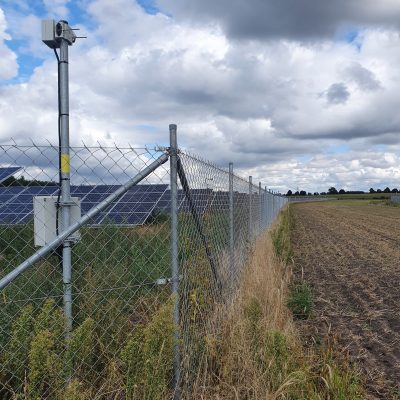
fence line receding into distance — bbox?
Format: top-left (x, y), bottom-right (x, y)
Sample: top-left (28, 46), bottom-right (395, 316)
top-left (0, 127), bottom-right (287, 399)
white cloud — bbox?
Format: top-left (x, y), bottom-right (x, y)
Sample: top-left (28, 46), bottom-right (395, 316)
top-left (0, 8), bottom-right (18, 79)
top-left (1, 1), bottom-right (400, 191)
top-left (243, 149), bottom-right (400, 193)
top-left (42, 0), bottom-right (69, 18)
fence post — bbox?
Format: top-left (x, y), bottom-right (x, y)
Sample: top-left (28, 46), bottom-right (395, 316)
top-left (264, 186), bottom-right (267, 228)
top-left (169, 124), bottom-right (180, 399)
top-left (258, 182), bottom-right (262, 234)
top-left (248, 176), bottom-right (252, 244)
top-left (268, 190), bottom-right (272, 227)
top-left (229, 162), bottom-right (234, 286)
top-left (272, 191), bottom-right (276, 220)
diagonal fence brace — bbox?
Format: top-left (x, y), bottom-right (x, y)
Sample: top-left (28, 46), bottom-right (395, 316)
top-left (177, 156), bottom-right (222, 295)
top-left (0, 152), bottom-right (169, 291)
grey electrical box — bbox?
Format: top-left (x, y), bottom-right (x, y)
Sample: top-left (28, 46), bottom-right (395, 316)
top-left (42, 20), bottom-right (77, 48)
top-left (34, 196), bottom-right (81, 246)
top-left (42, 20), bottom-right (56, 48)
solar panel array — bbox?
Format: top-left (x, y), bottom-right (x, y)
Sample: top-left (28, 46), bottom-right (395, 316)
top-left (0, 184), bottom-right (253, 226)
top-left (0, 184), bottom-right (168, 225)
top-left (156, 189), bottom-right (252, 214)
top-left (157, 188), bottom-right (214, 214)
top-left (0, 167), bottom-right (22, 183)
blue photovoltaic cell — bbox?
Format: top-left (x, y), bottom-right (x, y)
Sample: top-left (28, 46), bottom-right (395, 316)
top-left (101, 184), bottom-right (168, 225)
top-left (156, 189), bottom-right (213, 214)
top-left (155, 189), bottom-right (249, 215)
top-left (72, 185), bottom-right (122, 224)
top-left (0, 167), bottom-right (22, 183)
top-left (0, 184), bottom-right (168, 225)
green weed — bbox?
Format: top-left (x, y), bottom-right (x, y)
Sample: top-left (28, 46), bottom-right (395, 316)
top-left (66, 317), bottom-right (96, 384)
top-left (3, 304), bottom-right (34, 392)
top-left (288, 283), bottom-right (313, 319)
top-left (272, 205), bottom-right (293, 263)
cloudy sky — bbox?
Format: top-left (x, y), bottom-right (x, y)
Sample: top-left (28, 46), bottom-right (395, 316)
top-left (1, 0), bottom-right (400, 192)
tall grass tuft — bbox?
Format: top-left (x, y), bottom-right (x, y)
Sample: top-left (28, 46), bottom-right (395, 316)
top-left (287, 283), bottom-right (313, 319)
top-left (271, 204), bottom-right (293, 263)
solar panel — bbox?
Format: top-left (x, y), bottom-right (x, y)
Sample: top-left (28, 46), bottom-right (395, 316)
top-left (71, 185), bottom-right (121, 224)
top-left (0, 186), bottom-right (58, 224)
top-left (0, 184), bottom-right (168, 226)
top-left (103, 184), bottom-right (168, 225)
top-left (0, 167), bottom-right (22, 183)
top-left (210, 191), bottom-right (230, 211)
top-left (156, 188), bottom-right (215, 215)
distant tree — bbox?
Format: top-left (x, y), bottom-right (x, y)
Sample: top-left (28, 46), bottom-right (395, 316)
top-left (369, 188), bottom-right (375, 193)
top-left (314, 192), bottom-right (319, 196)
top-left (286, 190), bottom-right (293, 196)
top-left (320, 192), bottom-right (326, 195)
top-left (294, 191), bottom-right (300, 196)
top-left (339, 189), bottom-right (345, 194)
top-left (307, 192), bottom-right (312, 196)
top-left (300, 190), bottom-right (307, 196)
top-left (1, 175), bottom-right (57, 187)
top-left (377, 189), bottom-right (382, 193)
top-left (328, 187), bottom-right (338, 195)
top-left (384, 187), bottom-right (391, 193)
top-left (392, 188), bottom-right (398, 193)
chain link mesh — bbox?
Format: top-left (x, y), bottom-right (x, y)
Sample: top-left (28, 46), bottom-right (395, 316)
top-left (0, 143), bottom-right (287, 399)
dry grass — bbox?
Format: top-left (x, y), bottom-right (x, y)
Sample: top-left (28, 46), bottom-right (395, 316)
top-left (189, 229), bottom-right (300, 399)
top-left (188, 209), bottom-right (363, 399)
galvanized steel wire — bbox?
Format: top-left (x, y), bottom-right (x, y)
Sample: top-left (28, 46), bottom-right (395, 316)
top-left (0, 142), bottom-right (287, 399)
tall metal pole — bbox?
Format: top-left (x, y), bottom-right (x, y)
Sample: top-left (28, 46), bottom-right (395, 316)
top-left (264, 186), bottom-right (267, 228)
top-left (268, 190), bottom-right (271, 227)
top-left (229, 163), bottom-right (234, 286)
top-left (258, 182), bottom-right (262, 234)
top-left (272, 191), bottom-right (276, 220)
top-left (59, 38), bottom-right (73, 339)
top-left (248, 176), bottom-right (252, 244)
top-left (169, 124), bottom-right (180, 399)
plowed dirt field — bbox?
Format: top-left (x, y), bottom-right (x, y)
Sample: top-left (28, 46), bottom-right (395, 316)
top-left (291, 201), bottom-right (400, 399)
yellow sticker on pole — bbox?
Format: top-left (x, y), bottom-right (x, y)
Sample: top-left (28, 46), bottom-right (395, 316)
top-left (61, 154), bottom-right (70, 174)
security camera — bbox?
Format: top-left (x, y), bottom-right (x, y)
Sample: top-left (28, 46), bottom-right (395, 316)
top-left (42, 20), bottom-right (77, 48)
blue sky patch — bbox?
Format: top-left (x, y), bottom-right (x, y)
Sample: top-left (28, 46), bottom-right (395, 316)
top-left (136, 0), bottom-right (159, 15)
top-left (325, 144), bottom-right (350, 155)
top-left (336, 28), bottom-right (362, 50)
top-left (0, 0), bottom-right (158, 83)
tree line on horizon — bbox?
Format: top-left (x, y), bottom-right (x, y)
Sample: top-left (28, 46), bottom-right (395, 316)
top-left (286, 186), bottom-right (399, 196)
top-left (0, 176), bottom-right (57, 187)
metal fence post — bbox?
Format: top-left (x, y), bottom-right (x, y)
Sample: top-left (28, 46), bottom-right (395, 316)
top-left (59, 37), bottom-right (73, 340)
top-left (248, 176), bottom-right (252, 244)
top-left (268, 190), bottom-right (272, 227)
top-left (169, 124), bottom-right (180, 399)
top-left (272, 191), bottom-right (276, 220)
top-left (258, 182), bottom-right (262, 234)
top-left (229, 162), bottom-right (234, 286)
top-left (264, 186), bottom-right (267, 228)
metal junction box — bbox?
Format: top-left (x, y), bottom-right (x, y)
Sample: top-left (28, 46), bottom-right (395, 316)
top-left (41, 20), bottom-right (57, 48)
top-left (34, 196), bottom-right (81, 246)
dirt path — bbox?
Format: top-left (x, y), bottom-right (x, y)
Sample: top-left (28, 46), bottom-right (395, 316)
top-left (290, 201), bottom-right (400, 399)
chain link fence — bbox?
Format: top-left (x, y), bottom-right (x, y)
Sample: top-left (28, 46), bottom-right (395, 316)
top-left (287, 196), bottom-right (334, 202)
top-left (391, 194), bottom-right (400, 203)
top-left (0, 133), bottom-right (287, 399)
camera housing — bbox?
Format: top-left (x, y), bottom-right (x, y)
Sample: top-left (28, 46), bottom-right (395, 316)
top-left (42, 20), bottom-right (77, 48)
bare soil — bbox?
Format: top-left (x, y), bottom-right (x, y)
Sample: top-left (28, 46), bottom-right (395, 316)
top-left (290, 201), bottom-right (400, 399)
